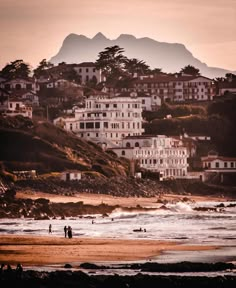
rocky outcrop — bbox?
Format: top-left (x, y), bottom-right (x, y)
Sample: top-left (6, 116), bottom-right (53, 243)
top-left (0, 265), bottom-right (235, 288)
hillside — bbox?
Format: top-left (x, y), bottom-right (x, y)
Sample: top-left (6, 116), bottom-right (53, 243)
top-left (0, 115), bottom-right (129, 176)
top-left (50, 33), bottom-right (234, 78)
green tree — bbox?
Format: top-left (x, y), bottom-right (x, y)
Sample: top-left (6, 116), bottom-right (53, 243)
top-left (180, 65), bottom-right (200, 76)
top-left (33, 59), bottom-right (54, 78)
top-left (124, 58), bottom-right (150, 76)
top-left (95, 45), bottom-right (127, 81)
top-left (0, 59), bottom-right (31, 79)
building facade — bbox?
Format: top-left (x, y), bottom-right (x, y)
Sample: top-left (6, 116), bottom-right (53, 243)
top-left (73, 62), bottom-right (105, 84)
top-left (54, 95), bottom-right (144, 147)
top-left (111, 135), bottom-right (189, 179)
top-left (132, 75), bottom-right (215, 102)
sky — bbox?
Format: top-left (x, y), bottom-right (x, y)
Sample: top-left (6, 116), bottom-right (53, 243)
top-left (0, 0), bottom-right (235, 71)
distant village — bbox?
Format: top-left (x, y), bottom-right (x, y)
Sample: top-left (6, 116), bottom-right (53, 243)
top-left (1, 46), bottom-right (236, 184)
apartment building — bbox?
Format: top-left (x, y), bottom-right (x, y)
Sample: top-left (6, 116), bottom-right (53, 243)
top-left (132, 75), bottom-right (215, 102)
top-left (54, 95), bottom-right (144, 147)
top-left (111, 135), bottom-right (189, 179)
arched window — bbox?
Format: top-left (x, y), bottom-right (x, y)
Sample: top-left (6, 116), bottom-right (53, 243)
top-left (126, 142), bottom-right (131, 148)
top-left (135, 142), bottom-right (139, 147)
top-left (121, 150), bottom-right (125, 156)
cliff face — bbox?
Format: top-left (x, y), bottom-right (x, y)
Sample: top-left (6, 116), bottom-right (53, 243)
top-left (50, 33), bottom-right (234, 78)
top-left (0, 115), bottom-right (128, 176)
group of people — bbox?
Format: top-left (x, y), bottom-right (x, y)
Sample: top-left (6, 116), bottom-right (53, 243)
top-left (48, 224), bottom-right (73, 238)
top-left (64, 225), bottom-right (73, 238)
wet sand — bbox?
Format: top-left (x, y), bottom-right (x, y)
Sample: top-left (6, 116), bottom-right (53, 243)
top-left (0, 235), bottom-right (219, 267)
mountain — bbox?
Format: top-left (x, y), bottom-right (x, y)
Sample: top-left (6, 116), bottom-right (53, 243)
top-left (50, 33), bottom-right (234, 79)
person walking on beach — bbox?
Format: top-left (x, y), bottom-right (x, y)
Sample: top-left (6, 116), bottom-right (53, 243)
top-left (68, 226), bottom-right (72, 238)
top-left (49, 224), bottom-right (52, 234)
top-left (64, 225), bottom-right (67, 238)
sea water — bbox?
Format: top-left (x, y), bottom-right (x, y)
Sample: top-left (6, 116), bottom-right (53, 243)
top-left (0, 200), bottom-right (236, 263)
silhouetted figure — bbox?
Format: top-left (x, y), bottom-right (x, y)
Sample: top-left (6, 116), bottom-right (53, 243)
top-left (68, 226), bottom-right (72, 238)
top-left (49, 224), bottom-right (52, 234)
top-left (16, 263), bottom-right (23, 279)
top-left (64, 226), bottom-right (67, 238)
top-left (0, 264), bottom-right (5, 279)
top-left (6, 264), bottom-right (13, 277)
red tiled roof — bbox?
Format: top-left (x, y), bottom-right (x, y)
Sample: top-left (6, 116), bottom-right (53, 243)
top-left (76, 62), bottom-right (96, 67)
top-left (202, 156), bottom-right (236, 162)
top-left (134, 75), bottom-right (212, 84)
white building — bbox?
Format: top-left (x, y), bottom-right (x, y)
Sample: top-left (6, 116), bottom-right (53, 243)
top-left (0, 78), bottom-right (39, 94)
top-left (100, 90), bottom-right (162, 112)
top-left (46, 79), bottom-right (80, 89)
top-left (133, 75), bottom-right (215, 102)
top-left (54, 95), bottom-right (144, 147)
top-left (111, 135), bottom-right (189, 179)
top-left (73, 62), bottom-right (105, 84)
top-left (201, 155), bottom-right (236, 170)
top-left (4, 98), bottom-right (32, 118)
top-left (61, 171), bottom-right (82, 181)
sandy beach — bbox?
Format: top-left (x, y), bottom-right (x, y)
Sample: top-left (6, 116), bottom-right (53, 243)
top-left (16, 190), bottom-right (226, 207)
top-left (0, 235), bottom-right (219, 267)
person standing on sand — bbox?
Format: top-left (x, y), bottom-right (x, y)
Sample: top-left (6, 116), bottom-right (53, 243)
top-left (49, 224), bottom-right (52, 234)
top-left (64, 226), bottom-right (67, 238)
top-left (68, 226), bottom-right (72, 238)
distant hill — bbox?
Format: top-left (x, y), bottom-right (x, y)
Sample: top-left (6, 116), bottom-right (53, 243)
top-left (0, 116), bottom-right (128, 176)
top-left (50, 32), bottom-right (234, 79)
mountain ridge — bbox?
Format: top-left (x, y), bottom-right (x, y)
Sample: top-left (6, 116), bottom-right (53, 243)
top-left (50, 33), bottom-right (235, 78)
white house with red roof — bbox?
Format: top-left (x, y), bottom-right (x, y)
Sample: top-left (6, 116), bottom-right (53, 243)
top-left (0, 78), bottom-right (39, 94)
top-left (132, 75), bottom-right (215, 102)
top-left (201, 154), bottom-right (236, 170)
top-left (73, 62), bottom-right (105, 84)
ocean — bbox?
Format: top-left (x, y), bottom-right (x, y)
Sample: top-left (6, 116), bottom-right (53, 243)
top-left (0, 200), bottom-right (236, 265)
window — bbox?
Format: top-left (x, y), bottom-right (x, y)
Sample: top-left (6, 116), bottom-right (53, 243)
top-left (80, 123), bottom-right (84, 129)
top-left (96, 133), bottom-right (98, 137)
top-left (15, 84), bottom-right (21, 90)
top-left (95, 122), bottom-right (100, 129)
top-left (86, 122), bottom-right (94, 129)
top-left (126, 142), bottom-right (131, 148)
top-left (231, 162), bottom-right (234, 168)
top-left (224, 162), bottom-right (227, 168)
top-left (86, 68), bottom-right (89, 73)
top-left (26, 84), bottom-right (32, 90)
top-left (103, 112), bottom-right (106, 117)
top-left (215, 162), bottom-right (219, 168)
top-left (113, 104), bottom-right (117, 108)
top-left (122, 150), bottom-right (125, 156)
top-left (93, 68), bottom-right (96, 72)
top-left (135, 142), bottom-right (139, 147)
top-left (106, 104), bottom-right (109, 108)
top-left (104, 122), bottom-right (108, 128)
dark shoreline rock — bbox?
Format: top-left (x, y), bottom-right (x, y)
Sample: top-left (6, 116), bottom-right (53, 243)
top-left (80, 261), bottom-right (235, 272)
top-left (0, 268), bottom-right (236, 288)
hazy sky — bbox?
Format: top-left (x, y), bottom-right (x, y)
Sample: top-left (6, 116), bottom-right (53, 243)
top-left (0, 0), bottom-right (235, 71)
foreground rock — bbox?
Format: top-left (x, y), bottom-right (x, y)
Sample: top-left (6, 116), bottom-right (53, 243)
top-left (0, 267), bottom-right (235, 288)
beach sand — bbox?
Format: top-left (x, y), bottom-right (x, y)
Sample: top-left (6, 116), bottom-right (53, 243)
top-left (0, 235), bottom-right (219, 267)
top-left (16, 190), bottom-right (225, 208)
